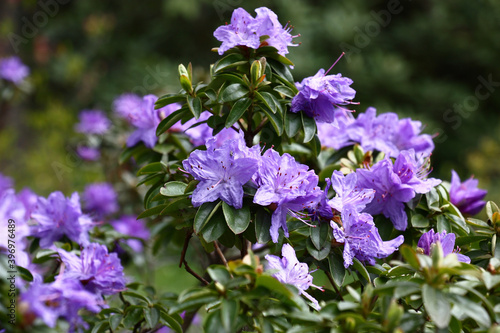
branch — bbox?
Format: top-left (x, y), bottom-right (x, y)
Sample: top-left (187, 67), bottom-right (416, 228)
top-left (183, 258), bottom-right (209, 285)
top-left (179, 230), bottom-right (193, 268)
top-left (214, 241), bottom-right (228, 268)
top-left (325, 271), bottom-right (344, 301)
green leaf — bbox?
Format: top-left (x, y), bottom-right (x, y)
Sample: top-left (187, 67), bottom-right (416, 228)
top-left (160, 181), bottom-right (188, 197)
top-left (158, 308), bottom-right (183, 333)
top-left (109, 314), bottom-right (123, 331)
top-left (260, 103), bottom-right (283, 136)
top-left (204, 310), bottom-right (223, 333)
top-left (306, 238), bottom-right (330, 261)
top-left (156, 107), bottom-right (190, 136)
top-left (255, 209), bottom-right (272, 243)
top-left (221, 83), bottom-right (248, 102)
top-left (194, 201), bottom-right (222, 234)
top-left (255, 275), bottom-right (292, 297)
top-left (155, 93), bottom-right (186, 109)
top-left (213, 53), bottom-right (247, 73)
top-left (215, 73), bottom-right (247, 86)
top-left (455, 235), bottom-right (490, 247)
top-left (301, 113), bottom-right (316, 143)
top-left (422, 284), bottom-right (451, 329)
top-left (310, 222), bottom-right (328, 250)
top-left (201, 212), bottom-right (227, 243)
top-left (207, 266), bottom-right (231, 285)
top-left (16, 266), bottom-right (33, 282)
top-left (256, 91), bottom-right (279, 114)
top-left (425, 187), bottom-right (441, 212)
top-left (143, 307), bottom-right (160, 329)
top-left (451, 294), bottom-right (491, 328)
top-left (91, 321), bottom-right (110, 333)
top-left (225, 97), bottom-right (252, 128)
top-left (137, 204), bottom-right (168, 219)
top-left (122, 291), bottom-right (152, 305)
top-left (137, 162), bottom-right (165, 176)
top-left (285, 112), bottom-right (301, 137)
top-left (352, 258), bottom-right (371, 283)
top-left (274, 85), bottom-right (296, 99)
top-left (33, 249), bottom-right (58, 264)
top-left (400, 245), bottom-right (420, 269)
top-left (436, 214), bottom-right (451, 233)
top-left (222, 202), bottom-right (251, 234)
top-left (328, 252), bottom-right (346, 287)
top-left (486, 201), bottom-right (500, 221)
top-left (186, 95), bottom-right (202, 119)
top-left (123, 306), bottom-right (144, 329)
top-left (221, 299), bottom-right (239, 333)
top-left (411, 213), bottom-right (429, 228)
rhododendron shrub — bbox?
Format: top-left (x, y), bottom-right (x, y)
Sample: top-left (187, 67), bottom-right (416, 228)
top-left (2, 7), bottom-right (499, 333)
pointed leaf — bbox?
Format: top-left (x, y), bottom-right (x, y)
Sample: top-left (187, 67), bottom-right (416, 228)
top-left (160, 181), bottom-right (188, 197)
top-left (422, 284), bottom-right (451, 329)
top-left (156, 107), bottom-right (190, 136)
top-left (187, 95), bottom-right (202, 119)
top-left (301, 113), bottom-right (316, 143)
top-left (194, 201), bottom-right (222, 234)
top-left (221, 83), bottom-right (248, 102)
top-left (225, 97), bottom-right (252, 128)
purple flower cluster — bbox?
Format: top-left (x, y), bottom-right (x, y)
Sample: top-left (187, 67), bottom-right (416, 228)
top-left (331, 207), bottom-right (404, 268)
top-left (325, 171), bottom-right (404, 267)
top-left (265, 244), bottom-right (322, 309)
top-left (254, 149), bottom-right (322, 242)
top-left (318, 107), bottom-right (435, 158)
top-left (357, 150), bottom-right (441, 230)
top-left (58, 243), bottom-right (127, 295)
top-left (31, 192), bottom-right (93, 248)
top-left (75, 110), bottom-right (111, 135)
top-left (291, 69), bottom-right (356, 124)
top-left (449, 170), bottom-right (487, 215)
top-left (76, 145), bottom-right (101, 161)
top-left (214, 7), bottom-right (297, 56)
top-left (418, 229), bottom-right (470, 263)
top-left (21, 277), bottom-right (101, 332)
top-left (0, 56), bottom-right (29, 84)
top-left (82, 182), bottom-right (119, 219)
top-left (182, 132), bottom-right (259, 209)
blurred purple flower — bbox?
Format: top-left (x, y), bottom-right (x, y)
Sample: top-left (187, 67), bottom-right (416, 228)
top-left (265, 243), bottom-right (322, 310)
top-left (331, 207), bottom-right (404, 268)
top-left (253, 149), bottom-right (322, 242)
top-left (82, 183), bottom-right (119, 219)
top-left (21, 277), bottom-right (101, 332)
top-left (123, 94), bottom-right (162, 148)
top-left (0, 189), bottom-right (30, 267)
top-left (110, 215), bottom-right (150, 252)
top-left (17, 187), bottom-right (38, 221)
top-left (75, 110), bottom-right (111, 135)
top-left (31, 192), bottom-right (93, 248)
top-left (393, 118), bottom-right (434, 157)
top-left (76, 146), bottom-right (101, 161)
top-left (417, 229), bottom-right (470, 263)
top-left (327, 170), bottom-right (375, 214)
top-left (214, 7), bottom-right (297, 56)
top-left (449, 170), bottom-right (487, 216)
top-left (113, 93), bottom-right (143, 120)
top-left (291, 69), bottom-right (356, 124)
top-left (183, 133), bottom-right (259, 209)
top-left (393, 149), bottom-right (441, 193)
top-left (0, 56), bottom-right (29, 84)
top-left (317, 109), bottom-right (355, 149)
top-left (58, 243), bottom-right (127, 295)
top-left (0, 172), bottom-right (14, 195)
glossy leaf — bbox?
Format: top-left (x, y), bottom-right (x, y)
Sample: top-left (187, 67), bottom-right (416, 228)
top-left (221, 83), bottom-right (248, 102)
top-left (225, 97), bottom-right (252, 128)
top-left (187, 95), bottom-right (202, 119)
top-left (160, 181), bottom-right (188, 197)
top-left (301, 113), bottom-right (316, 143)
top-left (222, 202), bottom-right (251, 234)
top-left (194, 201), bottom-right (222, 234)
top-left (422, 284), bottom-right (451, 329)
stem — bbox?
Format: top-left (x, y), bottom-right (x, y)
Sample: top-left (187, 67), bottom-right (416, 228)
top-left (214, 241), bottom-right (229, 268)
top-left (325, 271), bottom-right (344, 300)
top-left (253, 117), bottom-right (268, 136)
top-left (240, 236), bottom-right (249, 259)
top-left (183, 259), bottom-right (209, 285)
top-left (179, 230), bottom-right (193, 268)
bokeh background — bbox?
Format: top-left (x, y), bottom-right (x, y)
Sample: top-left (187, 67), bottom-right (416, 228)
top-left (1, 0), bottom-right (499, 206)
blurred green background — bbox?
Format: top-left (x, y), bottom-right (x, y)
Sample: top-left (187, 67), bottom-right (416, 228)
top-left (1, 0), bottom-right (499, 200)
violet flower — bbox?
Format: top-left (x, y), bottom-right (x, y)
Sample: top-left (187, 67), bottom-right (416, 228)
top-left (20, 277), bottom-right (101, 332)
top-left (214, 7), bottom-right (297, 56)
top-left (58, 243), bottom-right (127, 295)
top-left (0, 172), bottom-right (14, 195)
top-left (253, 149), bottom-right (322, 243)
top-left (449, 170), bottom-right (487, 216)
top-left (265, 243), bottom-right (322, 310)
top-left (113, 93), bottom-right (143, 120)
top-left (331, 206), bottom-right (404, 268)
top-left (291, 69), bottom-right (356, 124)
top-left (182, 134), bottom-right (259, 209)
top-left (82, 183), bottom-right (119, 219)
top-left (76, 146), bottom-right (101, 161)
top-left (317, 109), bottom-right (355, 149)
top-left (110, 215), bottom-right (150, 252)
top-left (123, 94), bottom-right (162, 148)
top-left (31, 192), bottom-right (93, 248)
top-left (75, 110), bottom-right (111, 135)
top-left (417, 229), bottom-right (470, 263)
top-left (327, 170), bottom-right (375, 214)
top-left (0, 56), bottom-right (29, 84)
